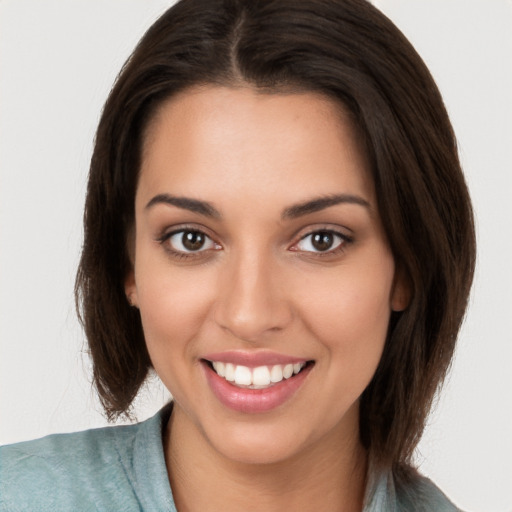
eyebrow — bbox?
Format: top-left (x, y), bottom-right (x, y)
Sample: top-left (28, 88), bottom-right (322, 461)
top-left (145, 194), bottom-right (221, 218)
top-left (145, 192), bottom-right (370, 220)
top-left (281, 194), bottom-right (371, 219)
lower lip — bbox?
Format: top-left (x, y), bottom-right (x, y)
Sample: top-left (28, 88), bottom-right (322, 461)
top-left (203, 362), bottom-right (312, 414)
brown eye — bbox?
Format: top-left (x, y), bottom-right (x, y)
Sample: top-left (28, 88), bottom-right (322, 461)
top-left (295, 230), bottom-right (347, 253)
top-left (311, 232), bottom-right (335, 251)
top-left (167, 230), bottom-right (217, 253)
top-left (182, 231), bottom-right (205, 251)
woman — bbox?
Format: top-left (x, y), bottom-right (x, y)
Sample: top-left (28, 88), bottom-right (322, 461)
top-left (0, 0), bottom-right (475, 510)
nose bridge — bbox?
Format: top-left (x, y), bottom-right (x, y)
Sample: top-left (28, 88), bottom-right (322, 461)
top-left (215, 244), bottom-right (291, 342)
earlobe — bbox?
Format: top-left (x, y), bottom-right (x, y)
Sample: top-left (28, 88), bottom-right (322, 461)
top-left (124, 228), bottom-right (139, 307)
top-left (391, 265), bottom-right (411, 312)
top-left (125, 270), bottom-right (139, 308)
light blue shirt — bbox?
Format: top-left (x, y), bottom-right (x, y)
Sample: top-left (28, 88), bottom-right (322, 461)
top-left (0, 403), bottom-right (461, 511)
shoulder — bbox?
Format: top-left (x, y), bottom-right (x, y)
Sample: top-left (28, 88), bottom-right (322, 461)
top-left (364, 464), bottom-right (463, 512)
top-left (0, 423), bottom-right (140, 511)
top-left (394, 466), bottom-right (463, 512)
top-left (0, 404), bottom-right (175, 512)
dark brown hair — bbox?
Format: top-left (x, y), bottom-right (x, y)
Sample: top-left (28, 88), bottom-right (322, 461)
top-left (76, 0), bottom-right (476, 468)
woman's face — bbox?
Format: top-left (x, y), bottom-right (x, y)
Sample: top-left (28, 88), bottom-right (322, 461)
top-left (126, 86), bottom-right (407, 464)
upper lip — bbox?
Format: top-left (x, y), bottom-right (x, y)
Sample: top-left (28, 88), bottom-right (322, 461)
top-left (202, 350), bottom-right (310, 368)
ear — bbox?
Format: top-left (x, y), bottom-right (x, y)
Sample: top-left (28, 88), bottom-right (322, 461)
top-left (390, 265), bottom-right (411, 312)
top-left (124, 269), bottom-right (139, 308)
top-left (124, 227), bottom-right (139, 307)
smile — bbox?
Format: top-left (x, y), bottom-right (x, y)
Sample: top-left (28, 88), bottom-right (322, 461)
top-left (209, 361), bottom-right (307, 389)
top-left (202, 354), bottom-right (314, 413)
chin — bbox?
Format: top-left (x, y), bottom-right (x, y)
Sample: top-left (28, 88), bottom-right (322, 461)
top-left (210, 428), bottom-right (308, 466)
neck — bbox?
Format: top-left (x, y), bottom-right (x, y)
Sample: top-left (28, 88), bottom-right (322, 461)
top-left (164, 405), bottom-right (368, 512)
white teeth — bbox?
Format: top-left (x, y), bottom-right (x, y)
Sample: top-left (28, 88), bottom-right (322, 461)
top-left (212, 361), bottom-right (226, 377)
top-left (252, 366), bottom-right (271, 386)
top-left (234, 365), bottom-right (252, 386)
top-left (270, 365), bottom-right (283, 383)
top-left (283, 364), bottom-right (294, 379)
top-left (225, 363), bottom-right (235, 382)
top-left (211, 361), bottom-right (306, 388)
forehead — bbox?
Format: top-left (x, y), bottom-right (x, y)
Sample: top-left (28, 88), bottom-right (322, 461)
top-left (138, 86), bottom-right (375, 209)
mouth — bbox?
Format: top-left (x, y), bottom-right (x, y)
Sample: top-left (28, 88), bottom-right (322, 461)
top-left (201, 351), bottom-right (315, 413)
top-left (202, 359), bottom-right (314, 390)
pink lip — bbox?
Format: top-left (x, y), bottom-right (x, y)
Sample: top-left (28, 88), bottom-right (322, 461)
top-left (202, 359), bottom-right (313, 414)
top-left (202, 350), bottom-right (308, 367)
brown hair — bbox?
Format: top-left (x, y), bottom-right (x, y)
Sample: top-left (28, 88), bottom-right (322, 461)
top-left (76, 0), bottom-right (475, 468)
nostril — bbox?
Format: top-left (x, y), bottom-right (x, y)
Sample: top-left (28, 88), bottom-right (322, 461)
top-left (213, 304), bottom-right (293, 343)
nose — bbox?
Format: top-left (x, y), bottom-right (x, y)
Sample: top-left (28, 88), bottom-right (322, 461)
top-left (214, 250), bottom-right (293, 343)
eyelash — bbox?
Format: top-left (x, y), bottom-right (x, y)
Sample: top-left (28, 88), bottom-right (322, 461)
top-left (157, 227), bottom-right (220, 260)
top-left (292, 229), bottom-right (353, 257)
top-left (157, 226), bottom-right (353, 260)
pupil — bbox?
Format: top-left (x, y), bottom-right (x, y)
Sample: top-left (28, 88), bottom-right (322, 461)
top-left (312, 232), bottom-right (333, 251)
top-left (182, 231), bottom-right (205, 251)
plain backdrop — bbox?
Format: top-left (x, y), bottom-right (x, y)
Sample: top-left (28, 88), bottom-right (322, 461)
top-left (0, 1), bottom-right (511, 511)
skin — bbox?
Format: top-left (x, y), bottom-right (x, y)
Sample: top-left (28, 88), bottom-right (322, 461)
top-left (125, 86), bottom-right (408, 512)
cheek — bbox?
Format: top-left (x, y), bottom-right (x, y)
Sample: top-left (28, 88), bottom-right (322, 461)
top-left (295, 260), bottom-right (394, 363)
top-left (135, 259), bottom-right (216, 357)
top-left (135, 265), bottom-right (218, 403)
